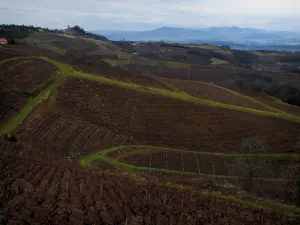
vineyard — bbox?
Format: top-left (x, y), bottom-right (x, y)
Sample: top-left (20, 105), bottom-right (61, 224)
top-left (117, 147), bottom-right (295, 179)
top-left (0, 153), bottom-right (297, 224)
top-left (71, 62), bottom-right (173, 90)
top-left (0, 58), bottom-right (58, 95)
top-left (0, 57), bottom-right (58, 124)
top-left (0, 53), bottom-right (300, 224)
top-left (1, 77), bottom-right (299, 163)
top-left (156, 65), bottom-right (247, 85)
top-left (250, 93), bottom-right (300, 116)
top-left (81, 145), bottom-right (300, 205)
top-left (162, 78), bottom-right (274, 111)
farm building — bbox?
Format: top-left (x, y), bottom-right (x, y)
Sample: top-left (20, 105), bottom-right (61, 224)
top-left (0, 38), bottom-right (8, 44)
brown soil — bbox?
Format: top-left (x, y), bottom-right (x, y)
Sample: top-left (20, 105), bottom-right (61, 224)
top-left (0, 58), bottom-right (58, 94)
top-left (1, 77), bottom-right (299, 162)
top-left (162, 78), bottom-right (272, 111)
top-left (0, 58), bottom-right (58, 124)
top-left (72, 61), bottom-right (173, 90)
top-left (0, 153), bottom-right (298, 225)
top-left (121, 150), bottom-right (297, 179)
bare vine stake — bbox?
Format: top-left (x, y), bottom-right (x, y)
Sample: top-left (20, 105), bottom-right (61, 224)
top-left (125, 217), bottom-right (128, 225)
top-left (181, 198), bottom-right (184, 208)
top-left (100, 184), bottom-right (103, 196)
top-left (194, 152), bottom-right (200, 173)
top-left (149, 151), bottom-right (152, 168)
top-left (180, 152), bottom-right (184, 172)
top-left (80, 180), bottom-right (83, 193)
top-left (165, 149), bottom-right (168, 169)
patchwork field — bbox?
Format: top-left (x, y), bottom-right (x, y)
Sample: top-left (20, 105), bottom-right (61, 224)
top-left (1, 50), bottom-right (300, 224)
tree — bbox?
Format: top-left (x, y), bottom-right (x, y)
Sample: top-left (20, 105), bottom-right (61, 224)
top-left (235, 136), bottom-right (268, 191)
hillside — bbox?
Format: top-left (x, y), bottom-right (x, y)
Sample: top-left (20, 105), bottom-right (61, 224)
top-left (0, 28), bottom-right (300, 224)
top-left (99, 26), bottom-right (300, 50)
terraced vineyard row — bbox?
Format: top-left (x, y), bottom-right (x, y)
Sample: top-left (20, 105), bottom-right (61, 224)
top-left (248, 92), bottom-right (300, 116)
top-left (0, 57), bottom-right (58, 125)
top-left (72, 61), bottom-right (172, 90)
top-left (157, 67), bottom-right (241, 85)
top-left (82, 145), bottom-right (300, 205)
top-left (117, 148), bottom-right (296, 178)
top-left (2, 154), bottom-right (297, 224)
top-left (162, 78), bottom-right (274, 112)
top-left (0, 91), bottom-right (27, 124)
top-left (0, 58), bottom-right (58, 94)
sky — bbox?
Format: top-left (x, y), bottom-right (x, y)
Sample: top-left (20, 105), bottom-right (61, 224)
top-left (1, 0), bottom-right (300, 31)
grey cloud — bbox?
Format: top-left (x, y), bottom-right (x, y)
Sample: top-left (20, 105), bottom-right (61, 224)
top-left (0, 0), bottom-right (299, 31)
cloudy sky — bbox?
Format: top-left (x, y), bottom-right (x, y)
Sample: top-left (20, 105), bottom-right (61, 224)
top-left (1, 0), bottom-right (300, 31)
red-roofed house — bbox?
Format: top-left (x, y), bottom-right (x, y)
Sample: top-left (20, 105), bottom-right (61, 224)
top-left (0, 38), bottom-right (8, 44)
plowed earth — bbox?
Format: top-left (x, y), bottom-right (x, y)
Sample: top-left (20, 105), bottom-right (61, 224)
top-left (1, 78), bottom-right (299, 162)
top-left (0, 58), bottom-right (58, 123)
top-left (0, 153), bottom-right (298, 225)
top-left (162, 78), bottom-right (272, 111)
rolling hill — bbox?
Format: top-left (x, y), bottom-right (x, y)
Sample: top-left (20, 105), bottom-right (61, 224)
top-left (0, 27), bottom-right (300, 224)
top-left (96, 26), bottom-right (300, 50)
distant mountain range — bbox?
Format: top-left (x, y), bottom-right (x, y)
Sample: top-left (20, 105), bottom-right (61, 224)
top-left (91, 26), bottom-right (300, 51)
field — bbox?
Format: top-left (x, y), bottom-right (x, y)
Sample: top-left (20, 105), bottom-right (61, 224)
top-left (83, 145), bottom-right (299, 204)
top-left (161, 78), bottom-right (275, 111)
top-left (71, 61), bottom-right (173, 90)
top-left (1, 30), bottom-right (300, 223)
top-left (118, 147), bottom-right (295, 179)
top-left (2, 76), bottom-right (300, 166)
top-left (0, 57), bottom-right (58, 124)
top-left (156, 66), bottom-right (249, 86)
top-left (25, 32), bottom-right (100, 54)
top-left (1, 153), bottom-right (298, 225)
top-left (235, 90), bottom-right (300, 116)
